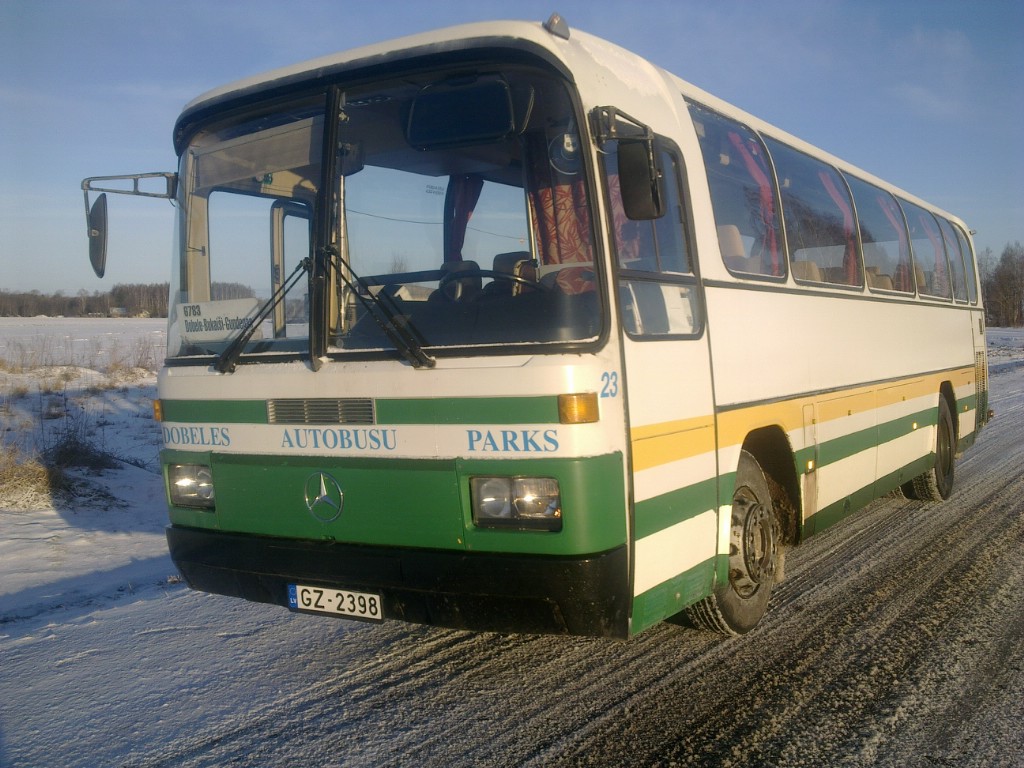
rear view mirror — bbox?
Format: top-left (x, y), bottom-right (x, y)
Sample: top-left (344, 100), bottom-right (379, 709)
top-left (617, 140), bottom-right (665, 221)
top-left (88, 194), bottom-right (108, 278)
top-left (80, 172), bottom-right (176, 278)
top-left (338, 142), bottom-right (365, 176)
top-left (591, 106), bottom-right (665, 220)
top-left (407, 80), bottom-right (515, 150)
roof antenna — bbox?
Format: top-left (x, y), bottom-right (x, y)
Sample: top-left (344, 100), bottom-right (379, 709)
top-left (544, 12), bottom-right (570, 40)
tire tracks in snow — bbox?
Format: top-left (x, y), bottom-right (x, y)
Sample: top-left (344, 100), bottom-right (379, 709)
top-left (538, 372), bottom-right (1024, 767)
top-left (124, 370), bottom-right (1024, 768)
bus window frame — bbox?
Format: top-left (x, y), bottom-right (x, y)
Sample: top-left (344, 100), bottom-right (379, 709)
top-left (602, 136), bottom-right (705, 341)
top-left (900, 197), bottom-right (954, 302)
top-left (936, 215), bottom-right (970, 305)
top-left (846, 175), bottom-right (916, 297)
top-left (763, 137), bottom-right (864, 291)
top-left (953, 222), bottom-right (980, 305)
top-left (688, 103), bottom-right (788, 284)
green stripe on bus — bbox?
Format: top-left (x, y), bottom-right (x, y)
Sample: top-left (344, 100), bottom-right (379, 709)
top-left (376, 396), bottom-right (560, 424)
top-left (803, 483), bottom-right (876, 536)
top-left (161, 399), bottom-right (268, 423)
top-left (631, 556), bottom-right (716, 635)
top-left (633, 477), bottom-right (718, 540)
top-left (817, 405), bottom-right (937, 468)
top-left (817, 426), bottom-right (878, 467)
top-left (876, 406), bottom-right (937, 445)
top-left (164, 449), bottom-right (626, 557)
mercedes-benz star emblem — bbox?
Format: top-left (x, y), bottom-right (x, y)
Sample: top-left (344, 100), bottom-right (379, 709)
top-left (304, 472), bottom-right (344, 523)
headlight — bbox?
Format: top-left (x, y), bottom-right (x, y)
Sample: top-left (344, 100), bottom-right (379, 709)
top-left (168, 463), bottom-right (215, 509)
top-left (470, 477), bottom-right (561, 532)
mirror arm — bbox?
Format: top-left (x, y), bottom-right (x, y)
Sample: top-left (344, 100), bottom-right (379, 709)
top-left (81, 172), bottom-right (178, 242)
top-left (590, 106), bottom-right (652, 144)
top-left (81, 172), bottom-right (178, 200)
top-left (80, 172), bottom-right (177, 279)
top-left (591, 106), bottom-right (665, 220)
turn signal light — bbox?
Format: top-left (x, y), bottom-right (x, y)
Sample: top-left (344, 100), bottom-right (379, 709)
top-left (558, 392), bottom-right (599, 424)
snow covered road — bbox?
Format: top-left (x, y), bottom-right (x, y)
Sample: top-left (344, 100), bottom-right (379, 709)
top-left (2, 324), bottom-right (1023, 767)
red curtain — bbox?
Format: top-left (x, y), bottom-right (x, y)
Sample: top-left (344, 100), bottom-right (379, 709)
top-left (443, 174), bottom-right (484, 262)
top-left (919, 212), bottom-right (949, 296)
top-left (878, 193), bottom-right (913, 292)
top-left (525, 134), bottom-right (594, 294)
top-left (819, 170), bottom-right (859, 285)
top-left (728, 132), bottom-right (781, 276)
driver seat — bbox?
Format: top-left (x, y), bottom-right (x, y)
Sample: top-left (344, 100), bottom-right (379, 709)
top-left (490, 251), bottom-right (532, 296)
top-left (436, 260), bottom-right (482, 301)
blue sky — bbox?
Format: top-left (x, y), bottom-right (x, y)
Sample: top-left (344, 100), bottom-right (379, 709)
top-left (1, 0), bottom-right (1021, 293)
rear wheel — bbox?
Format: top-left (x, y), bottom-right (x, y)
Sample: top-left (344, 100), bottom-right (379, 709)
top-left (686, 450), bottom-right (781, 636)
top-left (902, 396), bottom-right (955, 501)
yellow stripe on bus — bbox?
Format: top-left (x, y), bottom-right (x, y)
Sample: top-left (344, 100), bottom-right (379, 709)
top-left (631, 367), bottom-right (974, 471)
top-left (630, 416), bottom-right (715, 472)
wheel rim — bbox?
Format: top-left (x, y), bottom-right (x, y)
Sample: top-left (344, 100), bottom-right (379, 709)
top-left (729, 487), bottom-right (778, 599)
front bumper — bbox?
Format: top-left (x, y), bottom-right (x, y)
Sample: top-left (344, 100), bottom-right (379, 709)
top-left (167, 525), bottom-right (630, 638)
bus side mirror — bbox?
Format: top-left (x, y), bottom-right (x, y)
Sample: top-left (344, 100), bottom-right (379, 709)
top-left (591, 106), bottom-right (665, 220)
top-left (617, 139), bottom-right (665, 221)
top-left (88, 193), bottom-right (108, 278)
top-left (80, 172), bottom-right (176, 279)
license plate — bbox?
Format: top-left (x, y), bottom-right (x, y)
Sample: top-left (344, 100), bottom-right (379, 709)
top-left (288, 584), bottom-right (383, 622)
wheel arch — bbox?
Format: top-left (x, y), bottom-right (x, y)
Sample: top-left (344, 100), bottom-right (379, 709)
top-left (741, 426), bottom-right (801, 545)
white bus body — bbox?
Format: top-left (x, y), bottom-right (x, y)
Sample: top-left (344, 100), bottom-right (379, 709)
top-left (83, 15), bottom-right (988, 638)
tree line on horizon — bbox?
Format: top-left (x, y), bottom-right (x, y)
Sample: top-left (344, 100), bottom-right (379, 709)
top-left (2, 243), bottom-right (1023, 325)
top-left (0, 283), bottom-right (170, 318)
top-left (0, 282), bottom-right (254, 319)
top-left (980, 242), bottom-right (1024, 327)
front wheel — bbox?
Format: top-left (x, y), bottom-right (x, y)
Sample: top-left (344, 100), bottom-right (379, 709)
top-left (686, 450), bottom-right (782, 636)
top-left (902, 396), bottom-right (956, 501)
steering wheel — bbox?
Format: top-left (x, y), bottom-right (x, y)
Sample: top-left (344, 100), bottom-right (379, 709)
top-left (438, 268), bottom-right (545, 300)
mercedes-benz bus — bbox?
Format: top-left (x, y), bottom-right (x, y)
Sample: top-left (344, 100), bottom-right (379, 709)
top-left (83, 14), bottom-right (989, 638)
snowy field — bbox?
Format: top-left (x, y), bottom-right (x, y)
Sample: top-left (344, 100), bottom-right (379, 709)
top-left (1, 318), bottom-right (1023, 767)
top-left (986, 326), bottom-right (1024, 375)
top-left (1, 318), bottom-right (168, 625)
top-left (0, 316), bottom-right (165, 372)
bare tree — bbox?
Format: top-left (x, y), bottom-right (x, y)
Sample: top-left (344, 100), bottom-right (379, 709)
top-left (983, 242), bottom-right (1024, 327)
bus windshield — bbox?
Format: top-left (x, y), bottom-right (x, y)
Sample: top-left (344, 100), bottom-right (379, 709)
top-left (168, 66), bottom-right (602, 363)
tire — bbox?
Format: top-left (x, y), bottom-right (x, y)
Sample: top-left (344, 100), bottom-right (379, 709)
top-left (902, 396), bottom-right (955, 502)
top-left (686, 450), bottom-right (781, 636)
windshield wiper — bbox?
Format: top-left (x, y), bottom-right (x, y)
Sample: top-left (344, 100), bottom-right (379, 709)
top-left (326, 247), bottom-right (435, 369)
top-left (215, 257), bottom-right (311, 374)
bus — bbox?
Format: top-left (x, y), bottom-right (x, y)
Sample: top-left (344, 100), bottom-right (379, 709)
top-left (83, 14), bottom-right (990, 638)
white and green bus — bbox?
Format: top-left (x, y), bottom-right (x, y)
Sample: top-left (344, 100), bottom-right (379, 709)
top-left (83, 15), bottom-right (989, 638)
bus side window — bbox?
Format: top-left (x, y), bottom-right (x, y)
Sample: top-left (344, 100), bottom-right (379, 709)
top-left (937, 216), bottom-right (969, 303)
top-left (900, 199), bottom-right (951, 299)
top-left (953, 223), bottom-right (979, 304)
top-left (846, 176), bottom-right (914, 294)
top-left (689, 105), bottom-right (785, 279)
top-left (603, 142), bottom-right (700, 337)
top-left (764, 138), bottom-right (861, 288)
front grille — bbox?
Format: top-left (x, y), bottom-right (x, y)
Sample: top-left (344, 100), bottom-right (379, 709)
top-left (267, 398), bottom-right (375, 425)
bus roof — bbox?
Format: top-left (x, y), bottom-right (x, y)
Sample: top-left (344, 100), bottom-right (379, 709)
top-left (173, 19), bottom-right (570, 151)
top-left (172, 17), bottom-right (970, 231)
